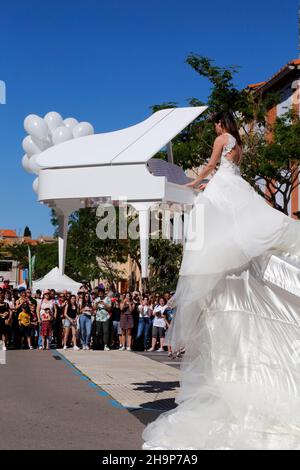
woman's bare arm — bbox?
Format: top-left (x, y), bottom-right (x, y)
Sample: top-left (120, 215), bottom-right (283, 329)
top-left (185, 135), bottom-right (225, 188)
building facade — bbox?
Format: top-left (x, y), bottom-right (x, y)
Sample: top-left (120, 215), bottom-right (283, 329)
top-left (248, 59), bottom-right (300, 218)
top-left (0, 229), bottom-right (56, 288)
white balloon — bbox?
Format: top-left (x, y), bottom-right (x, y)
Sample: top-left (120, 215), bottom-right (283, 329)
top-left (22, 136), bottom-right (41, 157)
top-left (32, 136), bottom-right (51, 151)
top-left (21, 154), bottom-right (34, 173)
top-left (72, 122), bottom-right (94, 138)
top-left (28, 154), bottom-right (41, 175)
top-left (64, 117), bottom-right (78, 130)
top-left (44, 111), bottom-right (64, 135)
top-left (52, 126), bottom-right (73, 145)
top-left (24, 114), bottom-right (48, 141)
top-left (32, 177), bottom-right (39, 193)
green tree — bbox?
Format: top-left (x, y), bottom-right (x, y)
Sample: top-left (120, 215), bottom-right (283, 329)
top-left (34, 243), bottom-right (58, 279)
top-left (240, 112), bottom-right (300, 214)
top-left (148, 239), bottom-right (183, 292)
top-left (65, 208), bottom-right (128, 283)
top-left (152, 54), bottom-right (299, 214)
top-left (8, 242), bottom-right (58, 280)
top-left (7, 243), bottom-right (30, 269)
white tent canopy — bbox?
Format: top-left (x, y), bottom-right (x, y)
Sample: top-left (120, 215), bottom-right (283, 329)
top-left (32, 267), bottom-right (82, 294)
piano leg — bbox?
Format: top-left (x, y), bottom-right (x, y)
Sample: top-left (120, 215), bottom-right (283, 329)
top-left (173, 210), bottom-right (183, 244)
top-left (132, 203), bottom-right (151, 290)
top-left (54, 201), bottom-right (81, 277)
top-left (57, 211), bottom-right (68, 277)
top-left (183, 206), bottom-right (192, 246)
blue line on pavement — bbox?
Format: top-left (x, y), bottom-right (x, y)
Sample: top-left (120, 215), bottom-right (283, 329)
top-left (87, 382), bottom-right (98, 389)
top-left (51, 350), bottom-right (128, 411)
top-left (109, 399), bottom-right (125, 409)
top-left (51, 350), bottom-right (163, 412)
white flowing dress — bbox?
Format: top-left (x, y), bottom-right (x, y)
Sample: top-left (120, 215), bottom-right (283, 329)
top-left (143, 134), bottom-right (300, 450)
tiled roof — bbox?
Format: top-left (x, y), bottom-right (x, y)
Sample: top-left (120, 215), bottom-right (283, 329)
top-left (248, 81), bottom-right (266, 89)
top-left (248, 59), bottom-right (300, 92)
top-left (0, 229), bottom-right (17, 238)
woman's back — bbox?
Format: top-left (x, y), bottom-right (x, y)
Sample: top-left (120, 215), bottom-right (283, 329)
top-left (221, 133), bottom-right (242, 166)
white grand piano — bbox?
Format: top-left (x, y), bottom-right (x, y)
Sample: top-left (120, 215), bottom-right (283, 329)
top-left (28, 106), bottom-right (207, 283)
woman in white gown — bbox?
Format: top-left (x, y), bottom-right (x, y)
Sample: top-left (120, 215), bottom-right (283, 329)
top-left (143, 111), bottom-right (300, 450)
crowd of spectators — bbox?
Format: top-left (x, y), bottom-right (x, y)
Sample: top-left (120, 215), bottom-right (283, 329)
top-left (0, 280), bottom-right (180, 358)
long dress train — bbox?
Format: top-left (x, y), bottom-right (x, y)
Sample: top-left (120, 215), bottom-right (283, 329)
top-left (142, 134), bottom-right (300, 450)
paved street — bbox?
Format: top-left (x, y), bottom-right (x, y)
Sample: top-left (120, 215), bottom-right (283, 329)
top-left (0, 349), bottom-right (181, 450)
top-left (0, 350), bottom-right (144, 450)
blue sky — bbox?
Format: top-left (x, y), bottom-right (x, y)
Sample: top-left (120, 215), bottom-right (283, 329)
top-left (0, 0), bottom-right (299, 237)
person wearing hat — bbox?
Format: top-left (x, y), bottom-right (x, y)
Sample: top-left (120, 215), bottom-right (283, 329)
top-left (2, 279), bottom-right (10, 290)
top-left (40, 307), bottom-right (53, 350)
top-left (37, 290), bottom-right (56, 349)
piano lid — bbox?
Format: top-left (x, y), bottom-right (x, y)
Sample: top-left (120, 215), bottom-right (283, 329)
top-left (36, 106), bottom-right (207, 169)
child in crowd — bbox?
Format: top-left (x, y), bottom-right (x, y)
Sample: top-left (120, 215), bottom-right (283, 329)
top-left (40, 307), bottom-right (53, 350)
top-left (18, 303), bottom-right (33, 349)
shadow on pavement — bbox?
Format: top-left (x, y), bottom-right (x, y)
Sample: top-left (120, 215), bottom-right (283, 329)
top-left (132, 381), bottom-right (180, 393)
top-left (129, 397), bottom-right (177, 425)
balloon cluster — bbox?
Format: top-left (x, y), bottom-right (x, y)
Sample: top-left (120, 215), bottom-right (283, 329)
top-left (21, 112), bottom-right (94, 193)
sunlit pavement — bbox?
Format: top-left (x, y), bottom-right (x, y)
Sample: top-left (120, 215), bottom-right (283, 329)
top-left (59, 349), bottom-right (180, 412)
top-left (0, 350), bottom-right (145, 450)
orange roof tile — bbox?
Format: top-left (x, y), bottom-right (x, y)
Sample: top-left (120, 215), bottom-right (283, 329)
top-left (248, 59), bottom-right (300, 92)
top-left (248, 81), bottom-right (266, 89)
top-left (0, 229), bottom-right (17, 238)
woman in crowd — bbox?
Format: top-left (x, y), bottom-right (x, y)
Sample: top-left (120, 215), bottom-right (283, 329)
top-left (148, 296), bottom-right (167, 352)
top-left (54, 292), bottom-right (68, 348)
top-left (37, 290), bottom-right (56, 350)
top-left (29, 302), bottom-right (39, 348)
top-left (120, 293), bottom-right (135, 351)
top-left (3, 289), bottom-right (14, 346)
top-left (0, 291), bottom-right (10, 350)
top-left (136, 296), bottom-right (153, 351)
top-left (4, 289), bottom-right (15, 310)
top-left (163, 298), bottom-right (176, 358)
top-left (40, 307), bottom-right (53, 350)
top-left (111, 296), bottom-right (122, 349)
top-left (63, 294), bottom-right (79, 350)
top-left (15, 289), bottom-right (28, 311)
top-left (79, 292), bottom-right (93, 350)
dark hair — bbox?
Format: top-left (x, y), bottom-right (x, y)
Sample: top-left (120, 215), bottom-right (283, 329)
top-left (213, 111), bottom-right (242, 147)
top-left (4, 289), bottom-right (11, 299)
top-left (69, 295), bottom-right (77, 307)
top-left (82, 297), bottom-right (92, 308)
